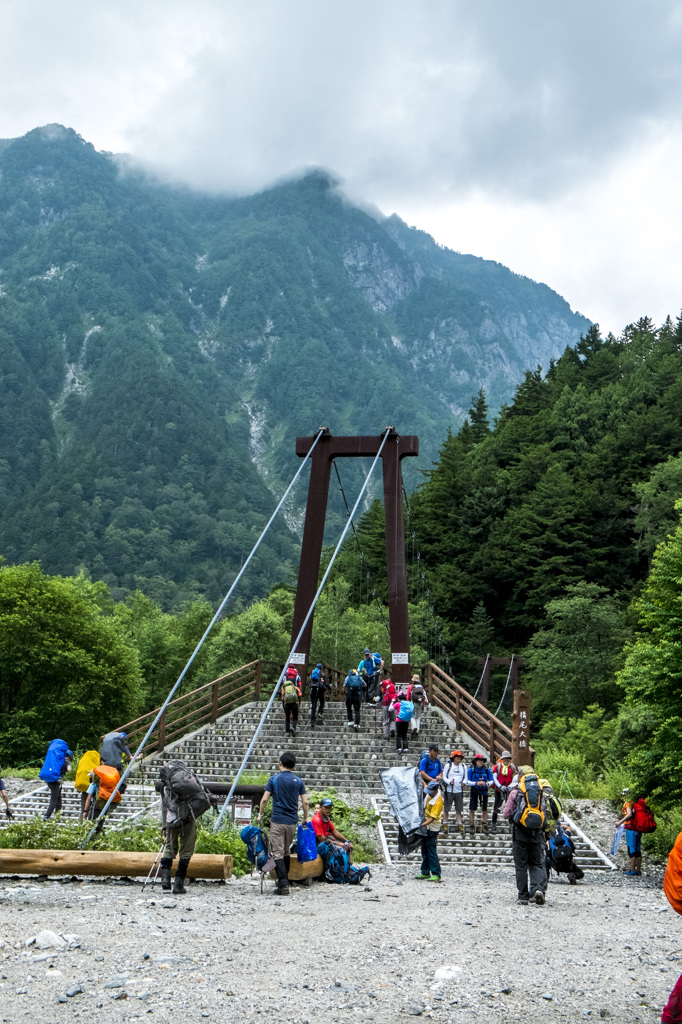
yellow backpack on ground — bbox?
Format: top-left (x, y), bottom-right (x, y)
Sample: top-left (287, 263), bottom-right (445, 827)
top-left (75, 750), bottom-right (100, 792)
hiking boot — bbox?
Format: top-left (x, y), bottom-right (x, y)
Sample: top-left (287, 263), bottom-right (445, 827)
top-left (442, 822), bottom-right (448, 835)
top-left (414, 873), bottom-right (430, 880)
top-left (290, 727), bottom-right (296, 738)
top-left (483, 824), bottom-right (490, 835)
top-left (517, 894), bottom-right (529, 905)
top-left (534, 890), bottom-right (545, 906)
top-left (469, 824), bottom-right (476, 836)
top-left (568, 872), bottom-right (577, 885)
top-left (160, 858), bottom-right (172, 891)
top-left (458, 824), bottom-right (465, 836)
top-left (277, 886), bottom-right (290, 896)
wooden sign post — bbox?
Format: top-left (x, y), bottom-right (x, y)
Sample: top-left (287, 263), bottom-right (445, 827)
top-left (511, 689), bottom-right (533, 768)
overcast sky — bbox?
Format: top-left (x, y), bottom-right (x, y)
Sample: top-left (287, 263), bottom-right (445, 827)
top-left (2, 0), bottom-right (682, 333)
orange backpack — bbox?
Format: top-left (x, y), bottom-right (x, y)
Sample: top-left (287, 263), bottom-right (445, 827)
top-left (94, 765), bottom-right (122, 803)
top-left (664, 831), bottom-right (682, 916)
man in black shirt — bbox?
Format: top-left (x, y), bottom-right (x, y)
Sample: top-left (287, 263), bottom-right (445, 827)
top-left (258, 751), bottom-right (309, 896)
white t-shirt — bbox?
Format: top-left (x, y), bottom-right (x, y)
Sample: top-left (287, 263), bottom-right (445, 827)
top-left (443, 762), bottom-right (467, 793)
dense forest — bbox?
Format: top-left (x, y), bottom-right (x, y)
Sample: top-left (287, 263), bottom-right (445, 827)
top-left (0, 124), bottom-right (588, 607)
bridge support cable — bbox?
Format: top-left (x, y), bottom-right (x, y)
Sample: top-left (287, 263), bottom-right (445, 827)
top-left (332, 460), bottom-right (390, 642)
top-left (212, 429), bottom-right (391, 832)
top-left (81, 426), bottom-right (327, 848)
top-left (494, 655), bottom-right (514, 718)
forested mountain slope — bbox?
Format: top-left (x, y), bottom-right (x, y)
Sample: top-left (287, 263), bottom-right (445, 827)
top-left (0, 125), bottom-right (589, 606)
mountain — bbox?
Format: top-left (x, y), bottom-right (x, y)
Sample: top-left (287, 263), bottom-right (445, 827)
top-left (0, 124), bottom-right (591, 608)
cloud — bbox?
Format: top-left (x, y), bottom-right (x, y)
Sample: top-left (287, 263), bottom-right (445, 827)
top-left (2, 0), bottom-right (682, 328)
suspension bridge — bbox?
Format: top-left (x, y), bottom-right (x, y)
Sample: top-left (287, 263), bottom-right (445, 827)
top-left (2, 428), bottom-right (614, 873)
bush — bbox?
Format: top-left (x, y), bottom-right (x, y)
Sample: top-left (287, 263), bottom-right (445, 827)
top-left (642, 807), bottom-right (682, 861)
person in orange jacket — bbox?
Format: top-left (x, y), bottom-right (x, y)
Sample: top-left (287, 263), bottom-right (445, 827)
top-left (663, 831), bottom-right (682, 1022)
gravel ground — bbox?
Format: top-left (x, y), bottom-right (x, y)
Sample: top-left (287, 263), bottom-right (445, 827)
top-left (0, 862), bottom-right (678, 1022)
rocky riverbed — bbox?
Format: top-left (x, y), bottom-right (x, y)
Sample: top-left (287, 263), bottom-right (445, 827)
top-left (0, 862), bottom-right (677, 1022)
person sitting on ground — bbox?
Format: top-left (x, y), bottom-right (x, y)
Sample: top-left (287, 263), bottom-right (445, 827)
top-left (415, 779), bottom-right (443, 882)
top-left (281, 665), bottom-right (302, 738)
top-left (379, 675), bottom-right (397, 740)
top-left (407, 674), bottom-right (429, 735)
top-left (547, 821), bottom-right (584, 885)
top-left (0, 768), bottom-right (13, 819)
top-left (82, 764), bottom-right (122, 829)
top-left (395, 691), bottom-right (414, 754)
top-left (311, 798), bottom-right (353, 851)
top-left (616, 792), bottom-right (647, 877)
top-left (442, 749), bottom-right (466, 835)
top-left (39, 739), bottom-right (73, 820)
top-left (466, 753), bottom-right (494, 835)
top-left (258, 751), bottom-right (309, 896)
top-left (419, 745), bottom-right (443, 784)
top-left (344, 668), bottom-right (365, 732)
top-left (492, 750), bottom-right (516, 832)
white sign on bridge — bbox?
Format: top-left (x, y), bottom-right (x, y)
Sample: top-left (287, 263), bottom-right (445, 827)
top-left (289, 652), bottom-right (307, 664)
top-left (392, 653), bottom-right (409, 664)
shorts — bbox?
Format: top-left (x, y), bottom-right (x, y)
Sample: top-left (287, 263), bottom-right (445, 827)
top-left (443, 791), bottom-right (463, 814)
top-left (625, 829), bottom-right (642, 856)
top-left (0, 779), bottom-right (5, 792)
top-left (469, 788), bottom-right (489, 812)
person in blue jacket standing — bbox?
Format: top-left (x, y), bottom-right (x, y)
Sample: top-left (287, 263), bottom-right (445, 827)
top-left (39, 739), bottom-right (73, 819)
top-left (466, 753), bottom-right (494, 835)
top-left (358, 648), bottom-right (378, 703)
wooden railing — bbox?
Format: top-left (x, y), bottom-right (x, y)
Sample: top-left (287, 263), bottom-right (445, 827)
top-left (115, 659), bottom-right (347, 756)
top-left (426, 662), bottom-right (516, 763)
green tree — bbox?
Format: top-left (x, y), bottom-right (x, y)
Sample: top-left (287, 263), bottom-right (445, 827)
top-left (524, 581), bottom-right (628, 721)
top-left (0, 562), bottom-right (142, 761)
top-left (633, 454), bottom-right (682, 559)
top-left (468, 388), bottom-right (491, 444)
top-left (618, 501), bottom-right (682, 805)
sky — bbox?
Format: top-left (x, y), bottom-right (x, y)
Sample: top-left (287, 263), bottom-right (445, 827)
top-left (2, 0), bottom-right (682, 334)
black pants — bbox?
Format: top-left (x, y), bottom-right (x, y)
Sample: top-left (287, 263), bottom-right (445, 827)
top-left (346, 694), bottom-right (361, 726)
top-left (512, 825), bottom-right (547, 898)
top-left (310, 686), bottom-right (325, 723)
top-left (420, 831), bottom-right (441, 878)
top-left (44, 781), bottom-right (62, 819)
top-left (492, 788), bottom-right (506, 823)
top-left (366, 675), bottom-right (378, 702)
top-left (284, 703), bottom-right (298, 732)
top-left (396, 720), bottom-right (409, 750)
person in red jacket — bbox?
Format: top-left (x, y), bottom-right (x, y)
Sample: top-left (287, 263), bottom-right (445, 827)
top-left (380, 676), bottom-right (397, 740)
top-left (492, 750), bottom-right (516, 832)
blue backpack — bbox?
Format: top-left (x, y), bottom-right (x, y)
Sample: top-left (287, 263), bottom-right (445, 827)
top-left (317, 840), bottom-right (370, 885)
top-left (240, 825), bottom-right (269, 871)
top-left (39, 739), bottom-right (72, 783)
top-left (311, 667), bottom-right (321, 683)
top-left (397, 700), bottom-right (414, 722)
top-left (348, 674), bottom-right (364, 691)
top-left (372, 653), bottom-right (382, 669)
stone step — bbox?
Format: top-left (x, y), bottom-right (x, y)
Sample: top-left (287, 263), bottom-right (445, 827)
top-left (1, 784), bottom-right (161, 827)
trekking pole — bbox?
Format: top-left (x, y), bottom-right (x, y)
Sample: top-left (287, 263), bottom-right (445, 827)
top-left (142, 842), bottom-right (165, 892)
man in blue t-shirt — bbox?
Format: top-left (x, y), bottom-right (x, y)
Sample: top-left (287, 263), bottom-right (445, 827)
top-left (419, 745), bottom-right (443, 785)
top-left (358, 648), bottom-right (377, 703)
top-left (258, 751), bottom-right (309, 896)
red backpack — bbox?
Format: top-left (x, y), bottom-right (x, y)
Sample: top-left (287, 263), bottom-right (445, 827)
top-left (286, 666), bottom-right (299, 681)
top-left (633, 799), bottom-right (657, 834)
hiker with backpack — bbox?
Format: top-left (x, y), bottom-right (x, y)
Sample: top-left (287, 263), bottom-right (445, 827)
top-left (617, 793), bottom-right (656, 876)
top-left (344, 668), bottom-right (366, 731)
top-left (75, 750), bottom-right (101, 816)
top-left (100, 730), bottom-right (132, 794)
top-left (503, 765), bottom-right (549, 905)
top-left (281, 664), bottom-right (302, 738)
top-left (158, 759), bottom-right (215, 895)
top-left (415, 779), bottom-right (443, 882)
top-left (442, 749), bottom-right (466, 835)
top-left (465, 753), bottom-right (494, 835)
top-left (39, 739), bottom-right (73, 819)
top-left (358, 648), bottom-right (378, 703)
top-left (492, 750), bottom-right (516, 832)
top-left (407, 673), bottom-right (428, 735)
top-left (395, 691), bottom-right (415, 754)
top-left (258, 751), bottom-right (309, 896)
top-left (419, 745), bottom-right (443, 783)
top-left (0, 769), bottom-right (14, 819)
top-left (380, 676), bottom-right (397, 739)
top-left (309, 662), bottom-right (327, 728)
top-left (546, 822), bottom-right (584, 885)
top-left (82, 764), bottom-right (123, 829)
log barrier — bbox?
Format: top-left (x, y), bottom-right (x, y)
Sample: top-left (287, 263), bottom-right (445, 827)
top-left (0, 850), bottom-right (232, 879)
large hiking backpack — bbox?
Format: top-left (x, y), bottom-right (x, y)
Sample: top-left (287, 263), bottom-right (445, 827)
top-left (318, 840), bottom-right (370, 885)
top-left (633, 799), bottom-right (657, 834)
top-left (348, 673), bottom-right (364, 692)
top-left (286, 666), bottom-right (299, 681)
top-left (39, 739), bottom-right (72, 783)
top-left (283, 679), bottom-right (299, 704)
top-left (75, 750), bottom-right (100, 793)
top-left (397, 700), bottom-right (414, 722)
top-left (160, 759), bottom-right (214, 823)
top-left (240, 825), bottom-right (270, 871)
top-left (310, 666), bottom-right (321, 684)
top-left (93, 764), bottom-right (122, 803)
top-left (549, 824), bottom-right (573, 870)
top-left (411, 684), bottom-right (426, 705)
top-left (372, 653), bottom-right (383, 669)
top-left (513, 773), bottom-right (545, 830)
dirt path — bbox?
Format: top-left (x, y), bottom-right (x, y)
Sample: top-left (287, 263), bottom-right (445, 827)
top-left (0, 861), bottom-right (677, 1022)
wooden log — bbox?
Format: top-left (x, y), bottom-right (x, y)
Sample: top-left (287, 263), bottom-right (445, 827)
top-left (0, 849), bottom-right (232, 879)
top-left (269, 855), bottom-right (323, 881)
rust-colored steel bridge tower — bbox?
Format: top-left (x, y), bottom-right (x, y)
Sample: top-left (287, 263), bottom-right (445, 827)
top-left (290, 428), bottom-right (419, 687)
